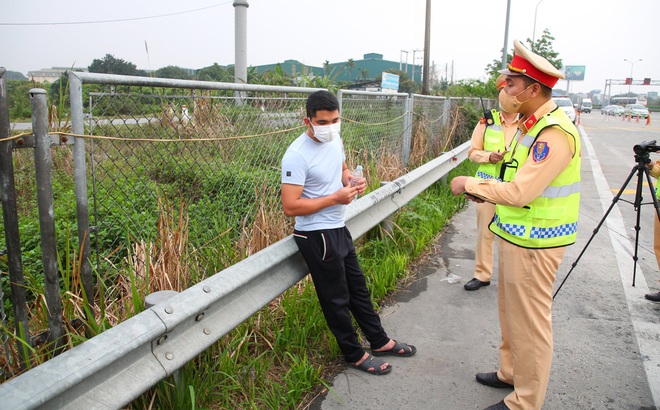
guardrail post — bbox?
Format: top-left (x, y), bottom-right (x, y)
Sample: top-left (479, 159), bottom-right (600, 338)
top-left (31, 88), bottom-right (66, 354)
top-left (379, 181), bottom-right (394, 237)
top-left (69, 73), bottom-right (94, 318)
top-left (0, 68), bottom-right (32, 367)
top-left (145, 290), bottom-right (182, 395)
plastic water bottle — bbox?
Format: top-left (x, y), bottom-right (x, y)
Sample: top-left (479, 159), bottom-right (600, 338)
top-left (350, 165), bottom-right (363, 199)
top-left (350, 165), bottom-right (363, 187)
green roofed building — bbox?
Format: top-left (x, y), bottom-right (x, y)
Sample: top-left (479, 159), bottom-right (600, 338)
top-left (251, 53), bottom-right (422, 85)
top-left (252, 59), bottom-right (324, 79)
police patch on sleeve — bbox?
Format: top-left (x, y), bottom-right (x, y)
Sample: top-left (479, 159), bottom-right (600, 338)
top-left (532, 141), bottom-right (550, 162)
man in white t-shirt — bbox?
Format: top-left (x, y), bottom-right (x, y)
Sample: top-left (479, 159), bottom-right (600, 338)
top-left (281, 90), bottom-right (416, 376)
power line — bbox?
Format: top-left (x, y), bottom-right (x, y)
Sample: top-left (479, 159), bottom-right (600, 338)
top-left (0, 2), bottom-right (232, 26)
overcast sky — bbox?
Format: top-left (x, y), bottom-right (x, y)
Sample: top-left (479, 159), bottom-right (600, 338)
top-left (2, 0), bottom-right (658, 95)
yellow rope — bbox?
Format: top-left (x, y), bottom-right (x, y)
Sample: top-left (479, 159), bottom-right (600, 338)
top-left (340, 113), bottom-right (407, 126)
top-left (2, 110), bottom-right (425, 143)
top-left (0, 132), bottom-right (31, 142)
top-left (0, 125), bottom-right (307, 143)
top-left (413, 111), bottom-right (445, 125)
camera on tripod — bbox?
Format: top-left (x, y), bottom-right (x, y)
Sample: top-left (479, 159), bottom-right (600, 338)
top-left (633, 140), bottom-right (660, 155)
top-left (555, 139), bottom-right (660, 297)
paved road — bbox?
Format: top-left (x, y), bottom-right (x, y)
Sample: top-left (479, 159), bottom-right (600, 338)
top-left (310, 113), bottom-right (660, 410)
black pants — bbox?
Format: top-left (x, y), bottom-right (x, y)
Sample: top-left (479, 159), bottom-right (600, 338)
top-left (294, 226), bottom-right (389, 363)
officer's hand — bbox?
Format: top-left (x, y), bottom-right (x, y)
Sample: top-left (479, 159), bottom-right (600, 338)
top-left (489, 152), bottom-right (505, 163)
top-left (450, 176), bottom-right (468, 196)
top-left (465, 193), bottom-right (485, 203)
top-left (647, 160), bottom-right (656, 170)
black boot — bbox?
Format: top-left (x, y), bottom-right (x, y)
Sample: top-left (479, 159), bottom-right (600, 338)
top-left (645, 291), bottom-right (660, 302)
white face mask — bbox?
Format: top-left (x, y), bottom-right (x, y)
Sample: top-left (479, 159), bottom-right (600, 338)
top-left (310, 120), bottom-right (341, 143)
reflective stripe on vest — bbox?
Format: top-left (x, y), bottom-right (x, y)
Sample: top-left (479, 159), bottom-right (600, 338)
top-left (490, 109), bottom-right (581, 249)
top-left (474, 109), bottom-right (506, 181)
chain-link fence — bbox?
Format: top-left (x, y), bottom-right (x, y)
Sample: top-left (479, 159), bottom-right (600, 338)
top-left (0, 73), bottom-right (490, 375)
top-left (72, 78), bottom-right (486, 290)
top-left (83, 85), bottom-right (313, 285)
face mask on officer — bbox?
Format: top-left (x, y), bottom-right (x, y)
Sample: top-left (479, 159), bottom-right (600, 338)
top-left (309, 120), bottom-right (341, 143)
top-left (498, 84), bottom-right (534, 113)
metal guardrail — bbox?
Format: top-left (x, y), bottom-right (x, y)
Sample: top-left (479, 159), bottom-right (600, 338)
top-left (0, 141), bottom-right (470, 409)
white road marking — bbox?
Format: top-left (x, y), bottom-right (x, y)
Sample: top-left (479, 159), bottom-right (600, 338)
top-left (580, 125), bottom-right (660, 406)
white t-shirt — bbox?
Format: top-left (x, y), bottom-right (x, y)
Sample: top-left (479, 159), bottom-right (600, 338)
top-left (281, 132), bottom-right (346, 231)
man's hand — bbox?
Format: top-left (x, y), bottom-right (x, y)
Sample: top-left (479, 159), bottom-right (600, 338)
top-left (334, 185), bottom-right (361, 204)
top-left (350, 176), bottom-right (367, 195)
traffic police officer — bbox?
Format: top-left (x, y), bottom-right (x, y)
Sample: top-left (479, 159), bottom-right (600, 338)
top-left (465, 75), bottom-right (521, 291)
top-left (644, 160), bottom-right (660, 302)
top-left (451, 39), bottom-right (581, 410)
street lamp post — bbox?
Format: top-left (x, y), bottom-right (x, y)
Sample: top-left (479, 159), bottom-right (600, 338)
top-left (532, 0), bottom-right (544, 51)
top-left (623, 58), bottom-right (642, 95)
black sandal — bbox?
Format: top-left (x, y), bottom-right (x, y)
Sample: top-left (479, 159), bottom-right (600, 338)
top-left (371, 340), bottom-right (417, 357)
top-left (347, 355), bottom-right (392, 375)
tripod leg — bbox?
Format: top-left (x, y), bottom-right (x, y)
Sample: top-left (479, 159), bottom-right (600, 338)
top-left (642, 166), bottom-right (660, 223)
top-left (635, 166), bottom-right (660, 287)
top-left (553, 165), bottom-right (641, 298)
top-left (631, 167), bottom-right (646, 287)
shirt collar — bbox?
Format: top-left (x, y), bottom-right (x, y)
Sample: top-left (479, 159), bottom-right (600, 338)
top-left (519, 99), bottom-right (556, 134)
top-left (500, 112), bottom-right (522, 126)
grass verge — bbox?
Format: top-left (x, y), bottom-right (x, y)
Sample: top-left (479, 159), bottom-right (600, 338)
top-left (127, 161), bottom-right (476, 409)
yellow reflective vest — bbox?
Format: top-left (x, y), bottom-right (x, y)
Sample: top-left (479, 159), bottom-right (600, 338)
top-left (490, 110), bottom-right (581, 248)
top-left (475, 109), bottom-right (506, 181)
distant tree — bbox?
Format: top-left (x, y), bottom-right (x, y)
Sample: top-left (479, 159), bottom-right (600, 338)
top-left (5, 71), bottom-right (27, 81)
top-left (197, 63), bottom-right (232, 82)
top-left (7, 80), bottom-right (34, 119)
top-left (49, 72), bottom-right (69, 102)
top-left (439, 78), bottom-right (495, 98)
top-left (253, 64), bottom-right (292, 86)
top-left (345, 58), bottom-right (356, 81)
top-left (88, 54), bottom-right (146, 76)
top-left (357, 68), bottom-right (370, 81)
top-left (485, 51), bottom-right (513, 79)
top-left (484, 29), bottom-right (562, 78)
top-left (154, 65), bottom-right (192, 80)
top-left (526, 29), bottom-right (562, 69)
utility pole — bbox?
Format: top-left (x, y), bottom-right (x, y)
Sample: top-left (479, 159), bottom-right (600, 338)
top-left (624, 58), bottom-right (642, 95)
top-left (233, 1), bottom-right (249, 102)
top-left (501, 0), bottom-right (511, 69)
top-left (532, 0), bottom-right (545, 52)
top-left (412, 49), bottom-right (423, 85)
top-left (422, 0), bottom-right (431, 94)
top-left (400, 50), bottom-right (409, 76)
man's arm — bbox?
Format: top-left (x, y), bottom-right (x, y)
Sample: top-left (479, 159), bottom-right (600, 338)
top-left (455, 127), bottom-right (574, 207)
top-left (281, 183), bottom-right (359, 217)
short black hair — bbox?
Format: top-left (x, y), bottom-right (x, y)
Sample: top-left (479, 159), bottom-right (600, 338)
top-left (520, 75), bottom-right (552, 97)
top-left (306, 90), bottom-right (339, 118)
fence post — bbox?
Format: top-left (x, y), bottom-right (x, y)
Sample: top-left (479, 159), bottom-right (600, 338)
top-left (30, 88), bottom-right (66, 354)
top-left (0, 68), bottom-right (32, 367)
top-left (379, 181), bottom-right (394, 236)
top-left (69, 73), bottom-right (94, 314)
top-left (442, 98), bottom-right (450, 129)
top-left (402, 94), bottom-right (413, 166)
